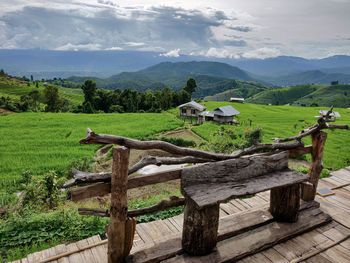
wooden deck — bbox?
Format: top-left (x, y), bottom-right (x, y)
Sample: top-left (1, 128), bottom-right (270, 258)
top-left (12, 166), bottom-right (350, 263)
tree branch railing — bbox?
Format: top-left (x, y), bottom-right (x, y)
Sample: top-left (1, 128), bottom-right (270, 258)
top-left (62, 106), bottom-right (348, 262)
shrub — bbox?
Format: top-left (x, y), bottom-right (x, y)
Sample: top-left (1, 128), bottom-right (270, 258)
top-left (160, 137), bottom-right (196, 147)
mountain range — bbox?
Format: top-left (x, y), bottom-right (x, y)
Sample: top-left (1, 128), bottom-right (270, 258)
top-left (1, 49), bottom-right (350, 103)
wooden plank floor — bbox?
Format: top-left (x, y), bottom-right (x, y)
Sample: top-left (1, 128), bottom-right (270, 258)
top-left (13, 166), bottom-right (350, 263)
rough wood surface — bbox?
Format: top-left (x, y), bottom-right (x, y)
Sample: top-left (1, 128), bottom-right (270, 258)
top-left (80, 128), bottom-right (304, 160)
top-left (270, 184), bottom-right (300, 222)
top-left (129, 156), bottom-right (211, 174)
top-left (70, 169), bottom-right (182, 201)
top-left (78, 196), bottom-right (185, 218)
top-left (303, 131), bottom-right (327, 201)
top-left (108, 147), bottom-right (129, 263)
top-left (126, 204), bottom-right (327, 263)
top-left (181, 151), bottom-right (307, 208)
top-left (288, 146), bottom-right (312, 157)
top-left (162, 208), bottom-right (331, 263)
top-left (182, 198), bottom-right (219, 256)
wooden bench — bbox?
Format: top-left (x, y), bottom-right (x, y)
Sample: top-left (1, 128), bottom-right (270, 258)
top-left (180, 151), bottom-right (308, 255)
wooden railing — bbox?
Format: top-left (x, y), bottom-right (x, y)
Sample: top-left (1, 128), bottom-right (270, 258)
top-left (62, 106), bottom-right (348, 263)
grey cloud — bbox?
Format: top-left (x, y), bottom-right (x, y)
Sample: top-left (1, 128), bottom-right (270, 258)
top-left (229, 25), bottom-right (253, 32)
top-left (0, 4), bottom-right (246, 52)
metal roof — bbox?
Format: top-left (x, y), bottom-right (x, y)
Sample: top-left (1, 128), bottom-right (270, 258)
top-left (177, 101), bottom-right (207, 111)
top-left (199, 111), bottom-right (214, 117)
top-left (230, 97), bottom-right (245, 101)
top-left (319, 110), bottom-right (341, 118)
top-left (212, 106), bottom-right (240, 116)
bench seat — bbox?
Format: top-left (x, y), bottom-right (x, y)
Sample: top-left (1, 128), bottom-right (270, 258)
top-left (182, 168), bottom-right (307, 209)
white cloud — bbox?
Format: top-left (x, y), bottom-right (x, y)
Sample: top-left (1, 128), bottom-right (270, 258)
top-left (160, 48), bottom-right (180, 57)
top-left (55, 43), bottom-right (102, 51)
top-left (125, 42), bottom-right (145, 47)
top-left (204, 47), bottom-right (236, 59)
top-left (242, 47), bottom-right (281, 59)
top-left (105, 46), bottom-right (123, 50)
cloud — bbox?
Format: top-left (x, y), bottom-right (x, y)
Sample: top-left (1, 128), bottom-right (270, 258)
top-left (204, 47), bottom-right (238, 59)
top-left (160, 48), bottom-right (180, 57)
top-left (0, 2), bottom-right (253, 54)
top-left (242, 47), bottom-right (281, 59)
top-left (55, 43), bottom-right (102, 51)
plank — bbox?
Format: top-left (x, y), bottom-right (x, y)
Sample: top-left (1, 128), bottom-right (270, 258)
top-left (55, 244), bottom-right (69, 263)
top-left (304, 254), bottom-right (333, 263)
top-left (76, 238), bottom-right (97, 263)
top-left (127, 202), bottom-right (322, 263)
top-left (261, 248), bottom-right (289, 263)
top-left (71, 169), bottom-right (182, 202)
top-left (183, 168), bottom-right (307, 208)
top-left (90, 235), bottom-right (107, 263)
top-left (161, 208), bottom-right (331, 263)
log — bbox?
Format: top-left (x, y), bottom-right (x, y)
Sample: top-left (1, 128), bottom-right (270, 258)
top-left (326, 124), bottom-right (349, 129)
top-left (108, 147), bottom-right (130, 263)
top-left (182, 198), bottom-right (220, 256)
top-left (64, 155), bottom-right (198, 188)
top-left (79, 128), bottom-right (304, 160)
top-left (288, 145), bottom-right (312, 157)
top-left (181, 151), bottom-right (306, 209)
top-left (70, 168), bottom-right (182, 201)
top-left (129, 155), bottom-right (212, 174)
top-left (302, 131), bottom-right (327, 201)
top-left (270, 183), bottom-right (301, 222)
top-left (78, 196), bottom-right (185, 217)
top-left (80, 128), bottom-right (233, 160)
top-left (230, 141), bottom-right (303, 158)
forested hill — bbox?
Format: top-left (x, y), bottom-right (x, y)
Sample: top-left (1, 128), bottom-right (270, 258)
top-left (67, 61), bottom-right (262, 98)
top-left (245, 84), bottom-right (350, 107)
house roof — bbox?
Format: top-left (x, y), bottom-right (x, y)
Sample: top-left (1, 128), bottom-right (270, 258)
top-left (230, 97), bottom-right (245, 101)
top-left (199, 111), bottom-right (214, 117)
top-left (177, 101), bottom-right (206, 111)
top-left (212, 106), bottom-right (240, 116)
top-left (319, 110), bottom-right (341, 118)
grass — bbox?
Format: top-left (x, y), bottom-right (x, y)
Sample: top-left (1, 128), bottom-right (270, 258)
top-left (0, 76), bottom-right (84, 105)
top-left (190, 102), bottom-right (350, 170)
top-left (0, 112), bottom-right (183, 191)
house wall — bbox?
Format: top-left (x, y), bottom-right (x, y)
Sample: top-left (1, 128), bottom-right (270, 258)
top-left (214, 115), bottom-right (234, 123)
top-left (179, 107), bottom-right (200, 117)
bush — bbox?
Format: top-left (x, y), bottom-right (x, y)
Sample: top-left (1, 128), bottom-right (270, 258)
top-left (160, 137), bottom-right (196, 147)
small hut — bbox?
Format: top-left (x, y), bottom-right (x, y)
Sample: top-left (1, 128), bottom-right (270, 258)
top-left (177, 101), bottom-right (206, 117)
top-left (230, 97), bottom-right (245, 103)
top-left (212, 106), bottom-right (240, 124)
top-left (319, 110), bottom-right (341, 118)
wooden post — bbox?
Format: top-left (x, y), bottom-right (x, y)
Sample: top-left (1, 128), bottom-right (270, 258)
top-left (108, 146), bottom-right (130, 263)
top-left (270, 184), bottom-right (300, 222)
top-left (182, 198), bottom-right (219, 256)
top-left (302, 131), bottom-right (327, 201)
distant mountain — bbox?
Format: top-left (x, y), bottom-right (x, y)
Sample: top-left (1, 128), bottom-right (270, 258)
top-left (263, 70), bottom-right (350, 86)
top-left (246, 84), bottom-right (350, 108)
top-left (67, 61), bottom-right (260, 97)
top-left (232, 55), bottom-right (350, 77)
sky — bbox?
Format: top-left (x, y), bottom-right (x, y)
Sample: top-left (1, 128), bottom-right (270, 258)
top-left (0, 0), bottom-right (349, 59)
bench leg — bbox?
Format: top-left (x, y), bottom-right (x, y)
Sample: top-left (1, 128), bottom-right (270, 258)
top-left (270, 184), bottom-right (300, 222)
top-left (182, 198), bottom-right (219, 256)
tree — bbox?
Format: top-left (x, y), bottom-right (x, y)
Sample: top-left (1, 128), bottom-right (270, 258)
top-left (43, 86), bottom-right (60, 112)
top-left (184, 78), bottom-right (197, 96)
top-left (0, 69), bottom-right (5, 76)
top-left (81, 79), bottom-right (97, 105)
top-left (30, 75), bottom-right (33, 82)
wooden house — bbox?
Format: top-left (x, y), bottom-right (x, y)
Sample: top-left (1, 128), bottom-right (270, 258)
top-left (177, 101), bottom-right (207, 117)
top-left (212, 106), bottom-right (240, 124)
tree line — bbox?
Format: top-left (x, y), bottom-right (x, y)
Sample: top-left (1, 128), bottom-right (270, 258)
top-left (74, 78), bottom-right (195, 113)
top-left (0, 69), bottom-right (196, 113)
